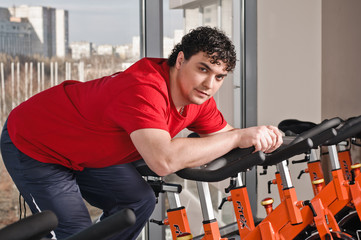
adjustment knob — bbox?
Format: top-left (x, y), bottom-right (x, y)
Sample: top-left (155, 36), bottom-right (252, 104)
top-left (261, 197), bottom-right (274, 215)
top-left (312, 178), bottom-right (324, 195)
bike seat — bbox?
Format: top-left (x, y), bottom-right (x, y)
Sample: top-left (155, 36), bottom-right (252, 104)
top-left (278, 119), bottom-right (317, 135)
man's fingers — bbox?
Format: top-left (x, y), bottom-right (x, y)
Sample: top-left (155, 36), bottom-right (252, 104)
top-left (267, 125), bottom-right (283, 149)
top-left (241, 125), bottom-right (284, 153)
top-left (261, 126), bottom-right (283, 153)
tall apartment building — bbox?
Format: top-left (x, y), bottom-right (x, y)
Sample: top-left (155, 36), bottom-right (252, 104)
top-left (55, 9), bottom-right (69, 58)
top-left (0, 5), bottom-right (68, 58)
top-left (170, 0), bottom-right (232, 36)
top-left (0, 8), bottom-right (34, 56)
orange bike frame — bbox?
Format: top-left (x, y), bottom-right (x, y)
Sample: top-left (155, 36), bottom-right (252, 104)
top-left (167, 207), bottom-right (192, 239)
top-left (229, 186), bottom-right (255, 239)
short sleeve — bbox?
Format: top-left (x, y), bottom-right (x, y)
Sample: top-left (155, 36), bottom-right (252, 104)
top-left (106, 83), bottom-right (170, 134)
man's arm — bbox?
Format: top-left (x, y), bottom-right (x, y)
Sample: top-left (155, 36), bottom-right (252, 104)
top-left (130, 124), bottom-right (283, 176)
top-left (198, 123), bottom-right (234, 136)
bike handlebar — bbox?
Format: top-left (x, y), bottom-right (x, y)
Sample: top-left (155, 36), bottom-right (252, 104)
top-left (309, 128), bottom-right (338, 147)
top-left (172, 134), bottom-right (265, 182)
top-left (261, 138), bottom-right (313, 166)
top-left (262, 120), bottom-right (339, 166)
top-left (0, 208), bottom-right (136, 240)
top-left (289, 117), bottom-right (342, 145)
top-left (0, 210), bottom-right (58, 240)
top-left (135, 120), bottom-right (342, 182)
top-left (325, 115), bottom-right (361, 146)
top-left (63, 208), bottom-right (136, 240)
top-left (176, 149), bottom-right (265, 182)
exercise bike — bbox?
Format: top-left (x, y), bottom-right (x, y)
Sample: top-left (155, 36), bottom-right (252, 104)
top-left (0, 208), bottom-right (136, 240)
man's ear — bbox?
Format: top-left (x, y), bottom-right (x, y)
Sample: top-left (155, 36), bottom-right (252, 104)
top-left (175, 51), bottom-right (184, 69)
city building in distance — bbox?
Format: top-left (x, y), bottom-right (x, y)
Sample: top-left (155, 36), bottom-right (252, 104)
top-left (0, 5), bottom-right (69, 58)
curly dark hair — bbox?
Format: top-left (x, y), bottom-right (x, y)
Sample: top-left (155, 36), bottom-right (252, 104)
top-left (167, 26), bottom-right (237, 72)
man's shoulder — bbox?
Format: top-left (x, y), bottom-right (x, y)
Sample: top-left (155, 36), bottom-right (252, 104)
top-left (126, 58), bottom-right (168, 72)
top-left (142, 57), bottom-right (168, 64)
top-left (121, 58), bottom-right (170, 88)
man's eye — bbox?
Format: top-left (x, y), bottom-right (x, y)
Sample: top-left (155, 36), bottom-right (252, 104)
top-left (200, 67), bottom-right (207, 72)
top-left (216, 75), bottom-right (225, 81)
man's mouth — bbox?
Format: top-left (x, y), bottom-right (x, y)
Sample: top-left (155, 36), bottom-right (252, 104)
top-left (195, 89), bottom-right (210, 96)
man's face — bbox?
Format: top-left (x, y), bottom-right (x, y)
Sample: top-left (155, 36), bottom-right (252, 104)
top-left (174, 51), bottom-right (228, 106)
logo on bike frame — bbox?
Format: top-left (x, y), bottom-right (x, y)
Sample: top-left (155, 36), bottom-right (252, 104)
top-left (342, 160), bottom-right (351, 181)
top-left (236, 201), bottom-right (250, 230)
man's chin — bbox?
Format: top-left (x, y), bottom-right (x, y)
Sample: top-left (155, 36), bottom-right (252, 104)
top-left (190, 98), bottom-right (209, 105)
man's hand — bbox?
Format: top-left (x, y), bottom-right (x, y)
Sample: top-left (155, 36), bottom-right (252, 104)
top-left (232, 126), bottom-right (283, 153)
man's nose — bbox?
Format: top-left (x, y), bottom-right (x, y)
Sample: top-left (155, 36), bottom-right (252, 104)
top-left (202, 76), bottom-right (214, 89)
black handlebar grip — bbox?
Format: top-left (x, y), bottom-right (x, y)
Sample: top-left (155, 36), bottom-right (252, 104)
top-left (176, 150), bottom-right (265, 182)
top-left (291, 117), bottom-right (342, 145)
top-left (64, 208), bottom-right (136, 240)
top-left (262, 138), bottom-right (313, 166)
top-left (310, 128), bottom-right (337, 147)
top-left (325, 115), bottom-right (361, 146)
top-left (0, 210), bottom-right (58, 240)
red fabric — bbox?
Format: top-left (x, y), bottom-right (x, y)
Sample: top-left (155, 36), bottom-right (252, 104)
top-left (7, 58), bottom-right (227, 170)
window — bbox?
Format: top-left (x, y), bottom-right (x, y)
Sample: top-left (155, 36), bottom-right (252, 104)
top-left (0, 0), bottom-right (141, 230)
top-left (163, 0), bottom-right (240, 238)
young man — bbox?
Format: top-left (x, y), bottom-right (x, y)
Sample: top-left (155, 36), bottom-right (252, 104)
top-left (0, 26), bottom-right (282, 239)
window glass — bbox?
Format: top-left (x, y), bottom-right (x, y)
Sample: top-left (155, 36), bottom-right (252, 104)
top-left (0, 0), bottom-right (140, 229)
top-left (163, 0), bottom-right (237, 238)
top-left (0, 0), bottom-right (241, 238)
top-left (163, 0), bottom-right (183, 58)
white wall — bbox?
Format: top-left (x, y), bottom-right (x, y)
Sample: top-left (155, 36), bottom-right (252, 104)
top-left (322, 0), bottom-right (361, 120)
top-left (256, 0), bottom-right (322, 217)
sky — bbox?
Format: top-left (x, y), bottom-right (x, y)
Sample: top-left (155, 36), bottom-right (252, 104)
top-left (1, 0), bottom-right (183, 46)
